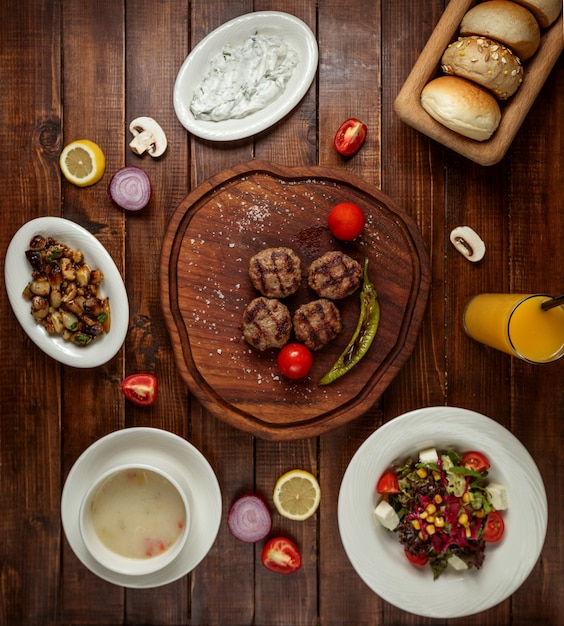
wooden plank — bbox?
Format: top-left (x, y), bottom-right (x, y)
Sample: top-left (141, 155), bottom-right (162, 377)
top-left (59, 0), bottom-right (126, 621)
top-left (187, 2), bottom-right (256, 624)
top-left (507, 57), bottom-right (564, 626)
top-left (121, 1), bottom-right (192, 622)
top-left (0, 1), bottom-right (62, 625)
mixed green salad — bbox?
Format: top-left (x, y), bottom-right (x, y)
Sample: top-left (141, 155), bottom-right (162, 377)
top-left (374, 448), bottom-right (507, 580)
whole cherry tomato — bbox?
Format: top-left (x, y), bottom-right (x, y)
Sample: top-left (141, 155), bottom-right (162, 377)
top-left (333, 118), bottom-right (367, 157)
top-left (121, 373), bottom-right (158, 406)
top-left (482, 511), bottom-right (504, 542)
top-left (376, 470), bottom-right (401, 494)
top-left (460, 450), bottom-right (490, 473)
top-left (277, 343), bottom-right (313, 379)
top-left (328, 201), bottom-right (366, 241)
top-left (261, 537), bottom-right (302, 574)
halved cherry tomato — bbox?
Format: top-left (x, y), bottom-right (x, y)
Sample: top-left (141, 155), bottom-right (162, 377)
top-left (261, 537), bottom-right (302, 574)
top-left (460, 451), bottom-right (490, 473)
top-left (404, 549), bottom-right (429, 566)
top-left (482, 511), bottom-right (504, 542)
top-left (121, 373), bottom-right (158, 406)
top-left (333, 118), bottom-right (367, 157)
top-left (376, 471), bottom-right (400, 494)
top-left (328, 201), bottom-right (366, 241)
top-left (277, 343), bottom-right (313, 380)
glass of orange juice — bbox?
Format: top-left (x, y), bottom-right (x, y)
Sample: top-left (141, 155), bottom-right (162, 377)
top-left (463, 294), bottom-right (564, 364)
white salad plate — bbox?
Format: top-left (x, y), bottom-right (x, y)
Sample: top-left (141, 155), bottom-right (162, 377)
top-left (173, 11), bottom-right (318, 141)
top-left (5, 217), bottom-right (129, 368)
top-left (338, 406), bottom-right (548, 619)
top-left (61, 427), bottom-right (222, 588)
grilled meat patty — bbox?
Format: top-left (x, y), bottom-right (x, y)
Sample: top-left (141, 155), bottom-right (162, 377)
top-left (293, 299), bottom-right (342, 351)
top-left (307, 251), bottom-right (363, 300)
top-left (249, 247), bottom-right (302, 298)
top-left (242, 297), bottom-right (292, 351)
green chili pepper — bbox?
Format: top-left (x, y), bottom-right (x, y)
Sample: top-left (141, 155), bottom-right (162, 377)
top-left (318, 258), bottom-right (380, 385)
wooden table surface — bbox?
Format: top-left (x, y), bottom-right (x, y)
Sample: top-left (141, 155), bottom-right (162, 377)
top-left (1, 1), bottom-right (562, 624)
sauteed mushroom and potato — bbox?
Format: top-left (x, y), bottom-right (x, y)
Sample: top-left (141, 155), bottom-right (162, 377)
top-left (22, 234), bottom-right (111, 347)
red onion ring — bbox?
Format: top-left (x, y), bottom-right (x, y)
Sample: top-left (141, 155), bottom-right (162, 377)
top-left (108, 166), bottom-right (151, 211)
top-left (227, 494), bottom-right (272, 543)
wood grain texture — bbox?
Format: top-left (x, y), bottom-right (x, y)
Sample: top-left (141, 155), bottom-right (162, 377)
top-left (0, 0), bottom-right (562, 624)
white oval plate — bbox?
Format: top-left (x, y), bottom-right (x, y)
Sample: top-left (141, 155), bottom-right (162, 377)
top-left (173, 11), bottom-right (318, 141)
top-left (338, 406), bottom-right (547, 619)
top-left (5, 217), bottom-right (129, 368)
top-left (61, 427), bottom-right (222, 588)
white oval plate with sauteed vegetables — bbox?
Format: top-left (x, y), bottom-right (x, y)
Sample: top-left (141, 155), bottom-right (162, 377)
top-left (338, 406), bottom-right (547, 619)
top-left (5, 217), bottom-right (129, 368)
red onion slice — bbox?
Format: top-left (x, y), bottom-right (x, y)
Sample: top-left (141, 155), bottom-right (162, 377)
top-left (227, 494), bottom-right (272, 543)
top-left (108, 166), bottom-right (151, 211)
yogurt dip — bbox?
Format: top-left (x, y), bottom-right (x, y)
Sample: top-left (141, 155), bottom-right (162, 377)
top-left (190, 33), bottom-right (298, 122)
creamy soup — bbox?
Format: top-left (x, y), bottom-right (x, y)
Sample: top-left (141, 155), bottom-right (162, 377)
top-left (90, 469), bottom-right (186, 559)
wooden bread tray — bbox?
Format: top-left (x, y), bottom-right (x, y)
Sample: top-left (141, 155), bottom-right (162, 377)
top-left (394, 0), bottom-right (563, 166)
top-left (160, 161), bottom-right (430, 440)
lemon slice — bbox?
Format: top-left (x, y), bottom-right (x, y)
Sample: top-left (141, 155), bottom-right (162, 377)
top-left (273, 469), bottom-right (321, 521)
top-left (59, 139), bottom-right (105, 187)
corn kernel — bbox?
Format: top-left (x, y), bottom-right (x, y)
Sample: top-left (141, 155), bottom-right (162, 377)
top-left (465, 526), bottom-right (472, 538)
top-left (435, 516), bottom-right (445, 528)
top-left (426, 503), bottom-right (437, 515)
top-left (420, 511), bottom-right (428, 520)
top-left (427, 515), bottom-right (435, 524)
top-left (416, 468), bottom-right (427, 479)
top-left (432, 470), bottom-right (441, 481)
top-left (434, 494), bottom-right (443, 504)
top-left (412, 519), bottom-right (421, 530)
top-left (426, 524), bottom-right (436, 535)
top-left (418, 531), bottom-right (424, 540)
top-left (475, 509), bottom-right (485, 518)
top-left (462, 492), bottom-right (471, 503)
top-left (458, 513), bottom-right (469, 526)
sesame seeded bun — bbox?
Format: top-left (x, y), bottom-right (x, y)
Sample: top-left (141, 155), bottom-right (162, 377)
top-left (511, 0), bottom-right (562, 27)
top-left (459, 0), bottom-right (541, 60)
top-left (421, 76), bottom-right (501, 141)
top-left (441, 36), bottom-right (524, 100)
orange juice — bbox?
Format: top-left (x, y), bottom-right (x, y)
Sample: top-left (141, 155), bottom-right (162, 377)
top-left (463, 294), bottom-right (564, 363)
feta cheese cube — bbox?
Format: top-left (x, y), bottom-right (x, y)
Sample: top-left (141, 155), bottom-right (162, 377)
top-left (486, 483), bottom-right (509, 510)
top-left (448, 554), bottom-right (469, 571)
top-left (374, 500), bottom-right (400, 531)
top-left (419, 447), bottom-right (439, 464)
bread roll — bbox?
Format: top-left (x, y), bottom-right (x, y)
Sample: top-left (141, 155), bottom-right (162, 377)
top-left (421, 76), bottom-right (501, 141)
top-left (511, 0), bottom-right (562, 27)
top-left (441, 36), bottom-right (524, 100)
top-left (460, 0), bottom-right (540, 60)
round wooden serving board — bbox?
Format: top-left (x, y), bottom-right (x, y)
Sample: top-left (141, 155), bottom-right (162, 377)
top-left (160, 161), bottom-right (430, 439)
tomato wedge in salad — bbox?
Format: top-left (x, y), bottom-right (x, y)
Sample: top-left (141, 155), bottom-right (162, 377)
top-left (376, 471), bottom-right (400, 494)
top-left (460, 450), bottom-right (491, 472)
top-left (482, 510), bottom-right (504, 542)
top-left (404, 549), bottom-right (429, 566)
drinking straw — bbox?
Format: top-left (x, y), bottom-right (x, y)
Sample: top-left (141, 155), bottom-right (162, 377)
top-left (541, 295), bottom-right (564, 311)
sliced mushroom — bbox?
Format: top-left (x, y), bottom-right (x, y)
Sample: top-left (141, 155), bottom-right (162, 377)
top-left (129, 116), bottom-right (167, 157)
top-left (449, 226), bottom-right (486, 263)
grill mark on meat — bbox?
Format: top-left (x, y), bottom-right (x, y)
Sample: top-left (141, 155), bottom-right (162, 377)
top-left (242, 297), bottom-right (292, 351)
top-left (308, 251), bottom-right (362, 300)
top-left (293, 299), bottom-right (342, 351)
top-left (249, 247), bottom-right (302, 298)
